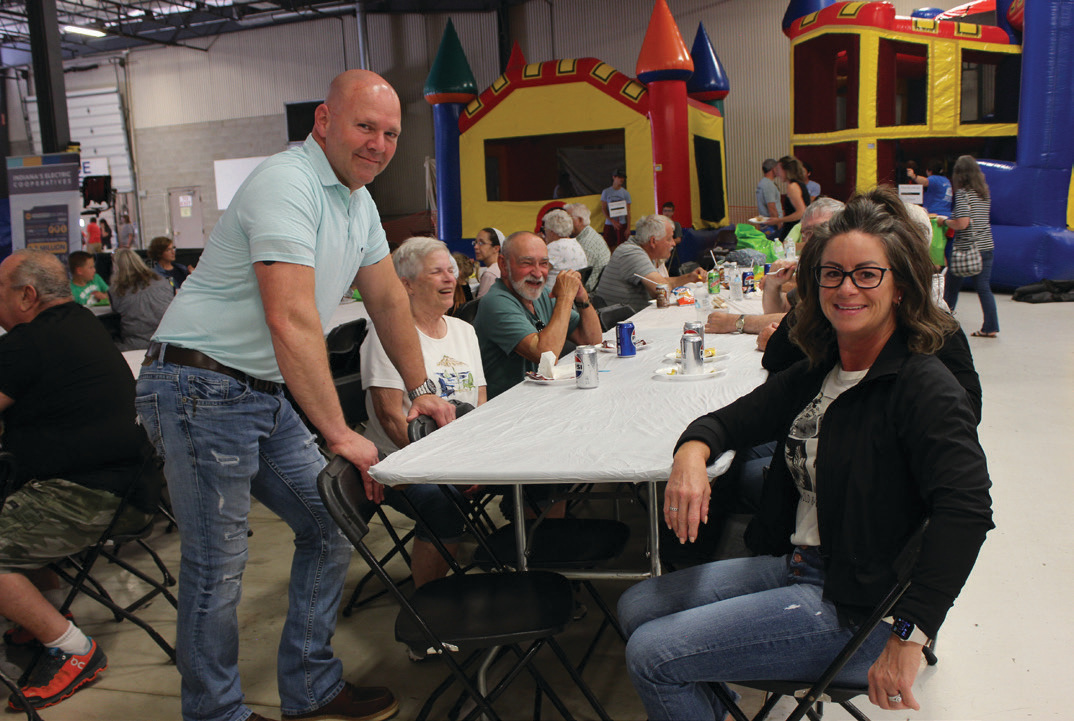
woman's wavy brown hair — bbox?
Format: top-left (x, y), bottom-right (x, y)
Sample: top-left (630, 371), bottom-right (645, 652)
top-left (789, 186), bottom-right (957, 367)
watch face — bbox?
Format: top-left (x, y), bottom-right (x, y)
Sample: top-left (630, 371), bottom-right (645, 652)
top-left (891, 617), bottom-right (915, 640)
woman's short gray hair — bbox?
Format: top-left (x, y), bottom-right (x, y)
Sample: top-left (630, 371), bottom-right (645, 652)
top-left (542, 209), bottom-right (573, 239)
top-left (392, 236), bottom-right (450, 281)
top-left (564, 203), bottom-right (591, 225)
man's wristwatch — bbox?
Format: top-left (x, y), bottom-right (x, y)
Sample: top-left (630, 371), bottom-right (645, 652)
top-left (886, 616), bottom-right (931, 645)
top-left (734, 314), bottom-right (746, 334)
top-left (406, 378), bottom-right (437, 402)
top-left (574, 299), bottom-right (591, 309)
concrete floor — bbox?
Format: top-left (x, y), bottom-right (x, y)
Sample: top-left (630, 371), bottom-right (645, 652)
top-left (4, 290), bottom-right (1070, 720)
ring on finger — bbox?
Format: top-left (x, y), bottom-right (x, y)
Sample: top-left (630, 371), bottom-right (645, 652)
top-left (668, 507), bottom-right (679, 512)
top-left (887, 694), bottom-right (902, 704)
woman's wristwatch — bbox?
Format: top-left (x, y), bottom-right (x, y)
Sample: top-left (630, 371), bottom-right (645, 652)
top-left (885, 616), bottom-right (931, 645)
top-left (406, 378), bottom-right (437, 401)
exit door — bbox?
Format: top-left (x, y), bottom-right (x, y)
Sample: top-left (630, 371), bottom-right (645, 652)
top-left (168, 187), bottom-right (205, 248)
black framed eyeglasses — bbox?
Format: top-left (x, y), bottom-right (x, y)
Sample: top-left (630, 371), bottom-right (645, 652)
top-left (814, 265), bottom-right (891, 289)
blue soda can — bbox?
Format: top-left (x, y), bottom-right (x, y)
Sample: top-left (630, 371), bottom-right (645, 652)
top-left (616, 321), bottom-right (637, 357)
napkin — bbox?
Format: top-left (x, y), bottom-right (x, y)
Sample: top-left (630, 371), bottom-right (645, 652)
top-left (537, 351), bottom-right (573, 380)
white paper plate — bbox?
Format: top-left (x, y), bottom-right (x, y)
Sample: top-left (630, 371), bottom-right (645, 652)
top-left (524, 372), bottom-right (575, 385)
top-left (664, 348), bottom-right (730, 363)
top-left (652, 366), bottom-right (727, 382)
top-left (599, 339), bottom-right (652, 353)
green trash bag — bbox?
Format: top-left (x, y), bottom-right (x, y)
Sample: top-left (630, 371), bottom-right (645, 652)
top-left (734, 223), bottom-right (780, 263)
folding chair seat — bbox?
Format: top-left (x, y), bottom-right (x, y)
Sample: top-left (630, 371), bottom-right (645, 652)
top-left (709, 518), bottom-right (937, 721)
top-left (471, 511), bottom-right (631, 674)
top-left (318, 456), bottom-right (611, 721)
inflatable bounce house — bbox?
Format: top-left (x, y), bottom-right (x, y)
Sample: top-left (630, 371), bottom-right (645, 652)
top-left (782, 0), bottom-right (1074, 289)
top-left (424, 0), bottom-right (731, 263)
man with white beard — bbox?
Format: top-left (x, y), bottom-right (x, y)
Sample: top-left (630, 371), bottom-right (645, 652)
top-left (473, 231), bottom-right (601, 398)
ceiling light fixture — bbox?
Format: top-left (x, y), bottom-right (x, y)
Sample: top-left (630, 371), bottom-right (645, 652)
top-left (63, 25), bottom-right (107, 38)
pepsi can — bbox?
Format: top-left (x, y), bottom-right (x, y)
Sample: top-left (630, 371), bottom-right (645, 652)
top-left (683, 320), bottom-right (705, 348)
top-left (616, 321), bottom-right (637, 357)
top-left (575, 346), bottom-right (599, 388)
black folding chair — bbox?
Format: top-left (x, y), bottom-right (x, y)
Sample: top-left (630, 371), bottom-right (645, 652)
top-left (711, 518), bottom-right (938, 721)
top-left (453, 298), bottom-right (481, 325)
top-left (326, 318), bottom-right (369, 427)
top-left (597, 303), bottom-right (635, 332)
top-left (42, 450), bottom-right (177, 667)
top-left (0, 453), bottom-right (45, 721)
top-left (318, 456), bottom-right (611, 721)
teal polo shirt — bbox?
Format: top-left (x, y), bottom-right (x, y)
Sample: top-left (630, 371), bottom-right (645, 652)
top-left (473, 278), bottom-right (579, 399)
top-left (153, 136), bottom-right (389, 382)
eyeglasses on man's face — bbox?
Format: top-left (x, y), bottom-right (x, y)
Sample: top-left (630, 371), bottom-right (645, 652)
top-left (814, 265), bottom-right (891, 289)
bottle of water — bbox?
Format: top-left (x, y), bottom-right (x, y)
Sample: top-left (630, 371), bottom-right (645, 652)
top-left (695, 287), bottom-right (713, 322)
top-left (730, 271), bottom-right (743, 301)
top-left (784, 239), bottom-right (797, 260)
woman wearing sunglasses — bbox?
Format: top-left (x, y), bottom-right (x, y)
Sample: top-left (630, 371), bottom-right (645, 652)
top-left (619, 187), bottom-right (993, 720)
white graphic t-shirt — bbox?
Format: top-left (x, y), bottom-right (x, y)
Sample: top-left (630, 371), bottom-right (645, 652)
top-left (785, 364), bottom-right (867, 547)
top-left (360, 315), bottom-right (486, 456)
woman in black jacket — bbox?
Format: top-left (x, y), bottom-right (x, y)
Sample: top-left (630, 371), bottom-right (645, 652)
top-left (619, 188), bottom-right (993, 721)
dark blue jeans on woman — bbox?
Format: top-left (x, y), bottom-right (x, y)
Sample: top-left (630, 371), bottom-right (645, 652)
top-left (944, 249), bottom-right (999, 334)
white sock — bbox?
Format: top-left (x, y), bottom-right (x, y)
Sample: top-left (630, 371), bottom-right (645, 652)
top-left (43, 621), bottom-right (92, 656)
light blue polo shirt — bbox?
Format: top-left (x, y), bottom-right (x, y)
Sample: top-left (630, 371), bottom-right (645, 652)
top-left (153, 135), bottom-right (389, 382)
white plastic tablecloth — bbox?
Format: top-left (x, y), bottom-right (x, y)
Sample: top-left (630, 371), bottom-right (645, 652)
top-left (370, 296), bottom-right (769, 488)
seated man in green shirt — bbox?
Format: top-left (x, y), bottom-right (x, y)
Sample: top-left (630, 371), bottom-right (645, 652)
top-left (473, 231), bottom-right (602, 399)
top-left (67, 251), bottom-right (109, 306)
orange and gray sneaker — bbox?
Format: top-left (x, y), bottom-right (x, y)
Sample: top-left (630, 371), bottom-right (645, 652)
top-left (11, 638), bottom-right (108, 710)
top-left (3, 611), bottom-right (75, 648)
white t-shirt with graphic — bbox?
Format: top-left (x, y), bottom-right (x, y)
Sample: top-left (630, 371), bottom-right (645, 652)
top-left (785, 364), bottom-right (868, 547)
top-left (360, 315), bottom-right (486, 456)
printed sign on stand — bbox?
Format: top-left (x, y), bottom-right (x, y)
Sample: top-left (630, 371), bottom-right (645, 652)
top-left (6, 153), bottom-right (82, 261)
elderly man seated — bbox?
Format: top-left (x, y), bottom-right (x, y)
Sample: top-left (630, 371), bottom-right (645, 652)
top-left (473, 231), bottom-right (601, 399)
top-left (360, 237), bottom-right (486, 589)
top-left (0, 250), bottom-right (155, 711)
top-left (707, 198), bottom-right (844, 351)
top-left (595, 214), bottom-right (705, 312)
top-left (564, 203), bottom-right (609, 292)
top-left (542, 208), bottom-right (588, 286)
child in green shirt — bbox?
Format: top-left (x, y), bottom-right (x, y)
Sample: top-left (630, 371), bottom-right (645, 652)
top-left (68, 251), bottom-right (109, 306)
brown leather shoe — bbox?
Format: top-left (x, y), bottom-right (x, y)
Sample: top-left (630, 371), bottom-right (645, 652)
top-left (247, 714), bottom-right (280, 721)
top-left (281, 683), bottom-right (398, 721)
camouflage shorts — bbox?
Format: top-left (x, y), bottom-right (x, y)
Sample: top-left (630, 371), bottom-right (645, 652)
top-left (0, 478), bottom-right (152, 572)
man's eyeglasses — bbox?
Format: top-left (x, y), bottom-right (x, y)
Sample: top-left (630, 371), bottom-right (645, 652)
top-left (814, 265), bottom-right (891, 289)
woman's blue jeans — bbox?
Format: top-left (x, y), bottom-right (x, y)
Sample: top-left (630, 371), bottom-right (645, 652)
top-left (136, 357), bottom-right (352, 721)
top-left (944, 249), bottom-right (999, 333)
top-left (618, 548), bottom-right (891, 721)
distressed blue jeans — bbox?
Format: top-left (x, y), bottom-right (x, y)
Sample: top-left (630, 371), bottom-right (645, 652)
top-left (618, 548), bottom-right (891, 721)
top-left (136, 356), bottom-right (351, 721)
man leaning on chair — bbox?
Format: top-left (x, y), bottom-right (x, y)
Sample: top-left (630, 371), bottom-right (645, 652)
top-left (0, 249), bottom-right (156, 711)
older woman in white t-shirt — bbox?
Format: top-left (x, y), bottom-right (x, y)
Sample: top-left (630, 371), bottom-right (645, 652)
top-left (361, 237), bottom-right (487, 589)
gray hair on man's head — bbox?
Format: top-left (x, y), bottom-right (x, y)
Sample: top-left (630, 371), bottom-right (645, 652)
top-left (542, 209), bottom-right (573, 239)
top-left (501, 230), bottom-right (541, 260)
top-left (9, 249), bottom-right (72, 303)
top-left (563, 203), bottom-right (591, 225)
top-left (802, 197), bottom-right (845, 225)
top-left (635, 214), bottom-right (672, 245)
top-left (392, 236), bottom-right (450, 281)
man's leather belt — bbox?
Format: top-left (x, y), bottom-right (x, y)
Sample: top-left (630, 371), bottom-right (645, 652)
top-left (143, 342), bottom-right (282, 394)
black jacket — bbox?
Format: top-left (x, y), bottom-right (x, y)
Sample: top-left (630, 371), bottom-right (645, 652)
top-left (677, 331), bottom-right (993, 637)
